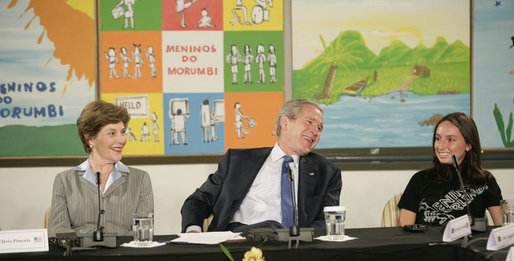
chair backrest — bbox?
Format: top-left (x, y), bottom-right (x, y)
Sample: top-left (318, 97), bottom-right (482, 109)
top-left (43, 206), bottom-right (51, 229)
top-left (203, 214), bottom-right (214, 232)
top-left (381, 192), bottom-right (403, 227)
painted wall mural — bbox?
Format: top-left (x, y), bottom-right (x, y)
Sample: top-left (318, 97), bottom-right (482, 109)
top-left (2, 0), bottom-right (511, 158)
top-left (98, 0), bottom-right (285, 156)
top-left (0, 0), bottom-right (96, 157)
top-left (473, 0), bottom-right (514, 148)
top-left (1, 0), bottom-right (285, 158)
top-left (292, 0), bottom-right (472, 149)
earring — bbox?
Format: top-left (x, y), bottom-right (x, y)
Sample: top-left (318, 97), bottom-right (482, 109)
top-left (89, 144), bottom-right (94, 149)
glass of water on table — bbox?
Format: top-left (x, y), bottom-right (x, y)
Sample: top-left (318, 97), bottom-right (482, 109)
top-left (133, 213), bottom-right (154, 246)
top-left (324, 206), bottom-right (346, 240)
top-left (501, 199), bottom-right (514, 226)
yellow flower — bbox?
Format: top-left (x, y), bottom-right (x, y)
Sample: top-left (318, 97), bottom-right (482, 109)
top-left (242, 247), bottom-right (265, 261)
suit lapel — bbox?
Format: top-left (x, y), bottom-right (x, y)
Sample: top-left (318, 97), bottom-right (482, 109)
top-left (226, 148), bottom-right (272, 218)
top-left (78, 170), bottom-right (128, 197)
top-left (78, 171), bottom-right (101, 194)
top-left (297, 154), bottom-right (318, 226)
top-left (103, 172), bottom-right (127, 197)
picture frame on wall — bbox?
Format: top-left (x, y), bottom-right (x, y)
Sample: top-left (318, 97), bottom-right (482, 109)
top-left (0, 0), bottom-right (512, 169)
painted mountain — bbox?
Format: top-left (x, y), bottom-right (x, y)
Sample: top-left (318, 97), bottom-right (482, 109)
top-left (294, 30), bottom-right (470, 103)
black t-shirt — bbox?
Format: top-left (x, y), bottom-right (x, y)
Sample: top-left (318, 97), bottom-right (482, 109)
top-left (397, 169), bottom-right (502, 226)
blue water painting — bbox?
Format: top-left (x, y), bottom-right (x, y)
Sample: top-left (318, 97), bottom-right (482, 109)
top-left (317, 92), bottom-right (470, 148)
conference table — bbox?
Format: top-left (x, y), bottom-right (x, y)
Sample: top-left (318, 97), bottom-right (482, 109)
top-left (0, 227), bottom-right (510, 261)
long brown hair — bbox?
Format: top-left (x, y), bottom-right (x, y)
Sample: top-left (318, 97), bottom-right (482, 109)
top-left (428, 112), bottom-right (491, 186)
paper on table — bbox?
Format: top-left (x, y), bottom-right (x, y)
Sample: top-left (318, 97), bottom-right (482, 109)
top-left (121, 241), bottom-right (166, 248)
top-left (314, 235), bottom-right (358, 242)
top-left (171, 231), bottom-right (244, 245)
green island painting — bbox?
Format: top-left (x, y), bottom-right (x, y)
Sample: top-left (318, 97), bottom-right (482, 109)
top-left (294, 30), bottom-right (470, 104)
top-left (293, 30), bottom-right (471, 148)
top-left (291, 0), bottom-right (475, 149)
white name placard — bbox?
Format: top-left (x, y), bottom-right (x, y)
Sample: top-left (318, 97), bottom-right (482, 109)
top-left (486, 224), bottom-right (514, 251)
top-left (442, 214), bottom-right (471, 242)
top-left (0, 229), bottom-right (48, 254)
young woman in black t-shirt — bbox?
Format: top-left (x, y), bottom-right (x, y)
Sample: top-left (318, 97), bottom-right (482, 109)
top-left (398, 112), bottom-right (503, 226)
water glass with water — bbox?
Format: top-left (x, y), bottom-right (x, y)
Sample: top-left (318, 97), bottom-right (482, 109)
top-left (324, 206), bottom-right (346, 240)
top-left (501, 199), bottom-right (514, 226)
top-left (133, 213), bottom-right (154, 245)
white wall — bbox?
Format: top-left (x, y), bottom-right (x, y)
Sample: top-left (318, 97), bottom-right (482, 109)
top-left (0, 165), bottom-right (512, 235)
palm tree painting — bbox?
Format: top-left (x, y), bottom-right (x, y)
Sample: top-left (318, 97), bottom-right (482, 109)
top-left (292, 0), bottom-right (472, 149)
top-left (311, 35), bottom-right (362, 100)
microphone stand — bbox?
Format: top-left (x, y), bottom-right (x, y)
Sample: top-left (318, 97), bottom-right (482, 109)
top-left (77, 171), bottom-right (117, 248)
top-left (276, 168), bottom-right (313, 249)
top-left (452, 156), bottom-right (471, 216)
top-left (288, 169), bottom-right (299, 237)
top-left (451, 155), bottom-right (486, 232)
top-left (93, 172), bottom-right (105, 242)
top-left (452, 155), bottom-right (486, 248)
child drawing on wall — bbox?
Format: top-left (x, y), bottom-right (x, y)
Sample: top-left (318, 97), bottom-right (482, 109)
top-left (176, 0), bottom-right (198, 28)
top-left (255, 44), bottom-right (266, 84)
top-left (242, 44), bottom-right (253, 84)
top-left (226, 44), bottom-right (242, 84)
top-left (104, 47), bottom-right (120, 79)
top-left (201, 99), bottom-right (219, 142)
top-left (120, 47), bottom-right (132, 78)
top-left (132, 44), bottom-right (144, 79)
top-left (209, 110), bottom-right (218, 142)
top-left (151, 112), bottom-right (159, 142)
top-left (126, 125), bottom-right (137, 141)
top-left (194, 8), bottom-right (216, 28)
top-left (114, 0), bottom-right (136, 29)
top-left (145, 46), bottom-right (156, 78)
top-left (234, 102), bottom-right (250, 139)
top-left (267, 44), bottom-right (277, 83)
top-left (171, 109), bottom-right (189, 145)
top-left (141, 122), bottom-right (150, 142)
top-left (252, 0), bottom-right (273, 24)
top-left (231, 0), bottom-right (252, 26)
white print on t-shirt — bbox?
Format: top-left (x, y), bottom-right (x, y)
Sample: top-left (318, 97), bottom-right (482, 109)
top-left (419, 185), bottom-right (488, 225)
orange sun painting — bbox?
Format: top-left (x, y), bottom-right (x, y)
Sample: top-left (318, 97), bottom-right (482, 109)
top-left (8, 0), bottom-right (96, 95)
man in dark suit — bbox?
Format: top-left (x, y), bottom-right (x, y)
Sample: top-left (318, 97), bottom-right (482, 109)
top-left (181, 99), bottom-right (342, 232)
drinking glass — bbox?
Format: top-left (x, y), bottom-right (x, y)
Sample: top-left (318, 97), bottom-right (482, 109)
top-left (132, 213), bottom-right (154, 245)
top-left (324, 206), bottom-right (346, 240)
top-left (501, 199), bottom-right (514, 226)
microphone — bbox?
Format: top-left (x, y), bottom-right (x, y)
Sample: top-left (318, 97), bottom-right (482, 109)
top-left (451, 155), bottom-right (472, 219)
top-left (93, 172), bottom-right (105, 242)
top-left (452, 155), bottom-right (486, 233)
top-left (276, 167), bottom-right (314, 249)
top-left (451, 156), bottom-right (465, 191)
top-left (78, 171), bottom-right (117, 248)
top-left (288, 169), bottom-right (299, 236)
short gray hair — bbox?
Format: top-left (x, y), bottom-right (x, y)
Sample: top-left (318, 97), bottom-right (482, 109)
top-left (275, 99), bottom-right (323, 136)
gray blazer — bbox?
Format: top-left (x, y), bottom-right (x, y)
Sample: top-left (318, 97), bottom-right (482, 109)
top-left (48, 165), bottom-right (154, 237)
